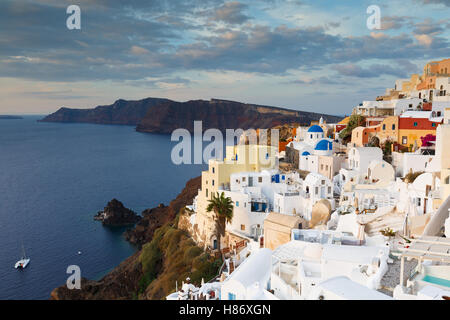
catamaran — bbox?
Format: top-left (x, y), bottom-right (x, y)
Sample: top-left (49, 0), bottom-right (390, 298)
top-left (15, 244), bottom-right (30, 269)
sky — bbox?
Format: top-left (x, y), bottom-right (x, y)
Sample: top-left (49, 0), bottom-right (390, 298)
top-left (0, 0), bottom-right (449, 115)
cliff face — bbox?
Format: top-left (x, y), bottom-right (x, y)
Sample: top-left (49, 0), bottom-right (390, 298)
top-left (124, 176), bottom-right (201, 246)
top-left (137, 99), bottom-right (342, 133)
top-left (41, 97), bottom-right (343, 132)
top-left (40, 98), bottom-right (170, 125)
top-left (50, 176), bottom-right (202, 300)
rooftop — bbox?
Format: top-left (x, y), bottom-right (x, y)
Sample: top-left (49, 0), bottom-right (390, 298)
top-left (400, 236), bottom-right (450, 263)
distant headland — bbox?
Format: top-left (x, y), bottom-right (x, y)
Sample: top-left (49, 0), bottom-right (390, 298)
top-left (39, 98), bottom-right (343, 134)
top-left (0, 115), bottom-right (23, 120)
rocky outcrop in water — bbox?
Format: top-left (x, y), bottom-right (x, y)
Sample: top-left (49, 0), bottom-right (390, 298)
top-left (51, 177), bottom-right (202, 300)
top-left (124, 177), bottom-right (201, 246)
top-left (94, 199), bottom-right (141, 226)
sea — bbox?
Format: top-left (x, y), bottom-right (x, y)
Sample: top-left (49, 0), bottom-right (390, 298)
top-left (0, 116), bottom-right (207, 299)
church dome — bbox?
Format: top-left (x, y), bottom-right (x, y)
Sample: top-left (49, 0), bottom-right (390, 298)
top-left (315, 139), bottom-right (332, 151)
top-left (307, 125), bottom-right (323, 133)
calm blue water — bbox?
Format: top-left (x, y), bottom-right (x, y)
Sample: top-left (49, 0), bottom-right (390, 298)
top-left (0, 116), bottom-right (206, 299)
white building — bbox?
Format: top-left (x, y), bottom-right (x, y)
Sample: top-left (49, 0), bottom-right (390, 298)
top-left (270, 239), bottom-right (390, 300)
top-left (355, 97), bottom-right (423, 116)
top-left (302, 173), bottom-right (335, 220)
top-left (392, 151), bottom-right (438, 177)
top-left (307, 276), bottom-right (393, 300)
top-left (348, 147), bottom-right (383, 175)
top-left (221, 248), bottom-right (277, 300)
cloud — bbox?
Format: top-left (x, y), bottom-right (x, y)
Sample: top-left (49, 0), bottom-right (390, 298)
top-left (130, 46), bottom-right (150, 55)
top-left (332, 61), bottom-right (418, 78)
top-left (420, 0), bottom-right (450, 6)
top-left (415, 34), bottom-right (433, 47)
top-left (0, 0), bottom-right (449, 84)
top-left (380, 16), bottom-right (410, 30)
top-left (211, 1), bottom-right (250, 24)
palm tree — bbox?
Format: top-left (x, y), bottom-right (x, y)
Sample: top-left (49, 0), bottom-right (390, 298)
top-left (206, 192), bottom-right (234, 252)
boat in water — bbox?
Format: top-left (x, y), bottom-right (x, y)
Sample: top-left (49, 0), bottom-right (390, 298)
top-left (15, 244), bottom-right (30, 269)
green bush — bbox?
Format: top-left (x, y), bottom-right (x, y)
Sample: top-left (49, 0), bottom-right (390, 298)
top-left (405, 171), bottom-right (424, 183)
top-left (339, 114), bottom-right (366, 143)
top-left (137, 223), bottom-right (223, 299)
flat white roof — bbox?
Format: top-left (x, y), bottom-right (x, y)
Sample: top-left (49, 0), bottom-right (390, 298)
top-left (226, 248), bottom-right (272, 287)
top-left (318, 276), bottom-right (393, 300)
top-left (322, 244), bottom-right (385, 264)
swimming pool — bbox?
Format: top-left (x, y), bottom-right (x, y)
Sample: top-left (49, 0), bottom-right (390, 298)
top-left (422, 275), bottom-right (450, 288)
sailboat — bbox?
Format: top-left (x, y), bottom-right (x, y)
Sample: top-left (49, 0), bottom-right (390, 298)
top-left (15, 244), bottom-right (30, 269)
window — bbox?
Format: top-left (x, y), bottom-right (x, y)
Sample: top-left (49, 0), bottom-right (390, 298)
top-left (437, 111), bottom-right (442, 117)
top-left (315, 187), bottom-right (318, 194)
top-left (382, 124), bottom-right (386, 130)
top-left (328, 187), bottom-right (331, 194)
top-left (212, 180), bottom-right (215, 186)
top-left (417, 198), bottom-right (421, 207)
top-left (206, 189), bottom-right (208, 197)
top-left (242, 177), bottom-right (246, 182)
top-left (432, 123), bottom-right (436, 127)
top-left (392, 124), bottom-right (395, 130)
top-left (321, 180), bottom-right (325, 185)
top-left (228, 293), bottom-right (236, 300)
top-left (402, 136), bottom-right (407, 144)
top-left (258, 177), bottom-right (262, 183)
top-left (236, 201), bottom-right (239, 207)
top-left (414, 122), bottom-right (418, 127)
top-left (240, 224), bottom-right (245, 231)
top-left (212, 167), bottom-right (215, 174)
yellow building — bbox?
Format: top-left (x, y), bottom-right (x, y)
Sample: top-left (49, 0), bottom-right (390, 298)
top-left (373, 116), bottom-right (399, 144)
top-left (194, 144), bottom-right (278, 250)
top-left (400, 74), bottom-right (421, 93)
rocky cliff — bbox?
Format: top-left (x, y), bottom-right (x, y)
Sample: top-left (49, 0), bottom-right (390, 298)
top-left (136, 98), bottom-right (343, 133)
top-left (51, 176), bottom-right (204, 300)
top-left (41, 97), bottom-right (343, 133)
top-left (124, 176), bottom-right (201, 246)
top-left (40, 97), bottom-right (170, 125)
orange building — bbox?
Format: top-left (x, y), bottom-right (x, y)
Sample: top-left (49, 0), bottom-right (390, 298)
top-left (350, 126), bottom-right (379, 147)
top-left (398, 111), bottom-right (442, 150)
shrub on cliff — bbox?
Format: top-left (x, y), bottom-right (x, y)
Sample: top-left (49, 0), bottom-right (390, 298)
top-left (137, 223), bottom-right (222, 299)
top-left (405, 171), bottom-right (424, 183)
top-left (339, 114), bottom-right (366, 143)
